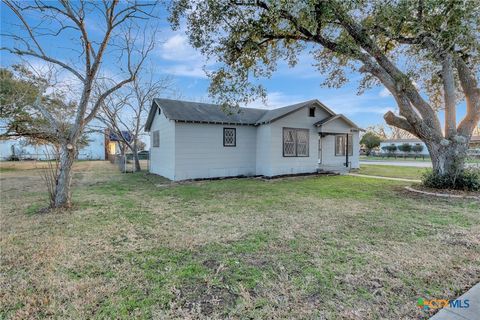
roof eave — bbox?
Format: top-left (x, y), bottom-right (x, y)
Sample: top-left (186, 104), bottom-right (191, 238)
top-left (256, 99), bottom-right (335, 125)
top-left (314, 114), bottom-right (362, 131)
top-left (144, 100), bottom-right (160, 132)
top-left (174, 120), bottom-right (255, 126)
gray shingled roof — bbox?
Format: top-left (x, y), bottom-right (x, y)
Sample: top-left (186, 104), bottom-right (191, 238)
top-left (145, 98), bottom-right (340, 131)
top-left (157, 98), bottom-right (266, 124)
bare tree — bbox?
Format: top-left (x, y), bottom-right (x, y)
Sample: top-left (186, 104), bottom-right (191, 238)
top-left (366, 123), bottom-right (415, 140)
top-left (1, 0), bottom-right (158, 208)
top-left (98, 73), bottom-right (171, 172)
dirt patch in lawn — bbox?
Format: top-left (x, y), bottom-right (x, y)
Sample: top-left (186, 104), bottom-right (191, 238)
top-left (178, 284), bottom-right (238, 316)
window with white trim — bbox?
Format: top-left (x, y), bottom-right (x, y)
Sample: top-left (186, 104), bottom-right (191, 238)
top-left (152, 130), bottom-right (160, 148)
top-left (335, 134), bottom-right (353, 156)
top-left (223, 128), bottom-right (236, 147)
top-left (283, 128), bottom-right (309, 157)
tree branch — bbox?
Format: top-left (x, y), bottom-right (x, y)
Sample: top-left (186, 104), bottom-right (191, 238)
top-left (384, 111), bottom-right (416, 135)
top-left (441, 54), bottom-right (457, 138)
top-left (329, 0), bottom-right (441, 134)
top-left (455, 57), bottom-right (480, 137)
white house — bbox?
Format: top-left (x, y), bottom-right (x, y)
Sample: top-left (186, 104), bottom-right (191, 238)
top-left (145, 99), bottom-right (362, 181)
top-left (379, 138), bottom-right (430, 156)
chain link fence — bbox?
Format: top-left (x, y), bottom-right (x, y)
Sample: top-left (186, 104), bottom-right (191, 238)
top-left (108, 151), bottom-right (149, 173)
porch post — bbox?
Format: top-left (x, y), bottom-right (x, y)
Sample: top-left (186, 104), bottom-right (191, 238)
top-left (345, 134), bottom-right (349, 167)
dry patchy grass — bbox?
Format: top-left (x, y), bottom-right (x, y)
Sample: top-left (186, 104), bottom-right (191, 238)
top-left (1, 161), bottom-right (479, 319)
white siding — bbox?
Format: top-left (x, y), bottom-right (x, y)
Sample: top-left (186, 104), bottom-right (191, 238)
top-left (321, 119), bottom-right (354, 133)
top-left (350, 132), bottom-right (360, 168)
top-left (260, 106), bottom-right (331, 176)
top-left (320, 132), bottom-right (360, 169)
top-left (147, 104), bottom-right (361, 180)
top-left (174, 123), bottom-right (257, 180)
top-left (149, 110), bottom-right (175, 180)
top-left (255, 124), bottom-right (272, 176)
top-left (318, 117), bottom-right (360, 170)
top-left (78, 130), bottom-right (105, 160)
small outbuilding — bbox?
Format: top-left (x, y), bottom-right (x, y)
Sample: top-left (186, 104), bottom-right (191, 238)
top-left (145, 99), bottom-right (362, 181)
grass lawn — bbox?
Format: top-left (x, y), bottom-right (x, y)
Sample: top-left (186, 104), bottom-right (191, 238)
top-left (1, 161), bottom-right (479, 319)
top-left (358, 164), bottom-right (427, 180)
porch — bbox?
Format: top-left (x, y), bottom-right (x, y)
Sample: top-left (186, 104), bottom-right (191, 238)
top-left (314, 114), bottom-right (363, 173)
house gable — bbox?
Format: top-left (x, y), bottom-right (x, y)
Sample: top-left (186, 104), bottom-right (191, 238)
top-left (255, 99), bottom-right (336, 125)
top-left (315, 114), bottom-right (361, 134)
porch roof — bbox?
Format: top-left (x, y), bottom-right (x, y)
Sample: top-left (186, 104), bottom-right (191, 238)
top-left (315, 114), bottom-right (363, 135)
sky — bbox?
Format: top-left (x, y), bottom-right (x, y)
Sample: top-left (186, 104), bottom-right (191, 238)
top-left (0, 2), bottom-right (470, 132)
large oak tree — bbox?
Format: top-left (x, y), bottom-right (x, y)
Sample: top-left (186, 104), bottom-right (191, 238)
top-left (170, 0), bottom-right (480, 182)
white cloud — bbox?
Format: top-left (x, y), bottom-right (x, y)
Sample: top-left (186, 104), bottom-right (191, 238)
top-left (162, 64), bottom-right (208, 78)
top-left (160, 34), bottom-right (200, 62)
top-left (244, 91), bottom-right (392, 116)
top-left (322, 94), bottom-right (392, 116)
top-left (157, 32), bottom-right (210, 78)
top-left (244, 92), bottom-right (308, 109)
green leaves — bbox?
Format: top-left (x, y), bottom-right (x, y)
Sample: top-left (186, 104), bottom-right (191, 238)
top-left (171, 0), bottom-right (479, 113)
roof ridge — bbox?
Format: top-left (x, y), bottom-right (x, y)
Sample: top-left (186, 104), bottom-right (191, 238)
top-left (153, 97), bottom-right (268, 113)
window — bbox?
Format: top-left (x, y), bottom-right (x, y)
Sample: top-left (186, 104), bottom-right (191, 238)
top-left (309, 107), bottom-right (315, 117)
top-left (223, 128), bottom-right (236, 147)
top-left (152, 130), bottom-right (160, 147)
top-left (283, 128), bottom-right (309, 157)
top-left (335, 134), bottom-right (353, 156)
top-left (158, 108), bottom-right (161, 115)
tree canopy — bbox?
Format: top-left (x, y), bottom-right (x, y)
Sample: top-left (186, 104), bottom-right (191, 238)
top-left (360, 131), bottom-right (382, 155)
top-left (171, 0), bottom-right (480, 179)
top-left (0, 65), bottom-right (78, 145)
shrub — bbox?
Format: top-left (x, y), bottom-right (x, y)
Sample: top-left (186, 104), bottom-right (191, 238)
top-left (422, 169), bottom-right (480, 191)
top-left (6, 154), bottom-right (20, 161)
top-left (412, 144), bottom-right (424, 154)
top-left (398, 143), bottom-right (412, 155)
top-left (382, 144), bottom-right (397, 156)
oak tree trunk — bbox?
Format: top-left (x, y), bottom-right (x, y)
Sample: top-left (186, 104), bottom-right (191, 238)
top-left (53, 142), bottom-right (76, 208)
top-left (426, 139), bottom-right (469, 180)
top-left (132, 143), bottom-right (141, 172)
